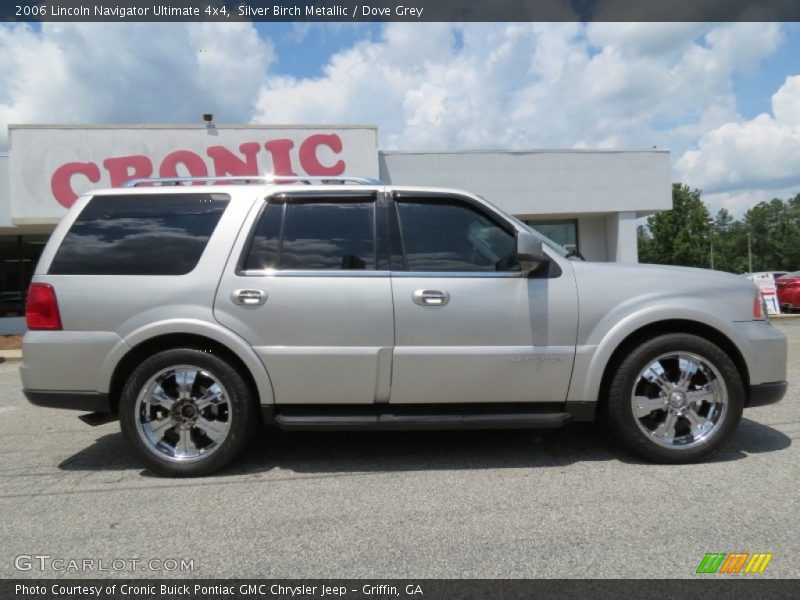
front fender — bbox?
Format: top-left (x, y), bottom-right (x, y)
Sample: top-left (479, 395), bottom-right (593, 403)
top-left (567, 295), bottom-right (751, 403)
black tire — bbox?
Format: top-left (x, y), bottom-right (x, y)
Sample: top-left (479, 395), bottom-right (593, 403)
top-left (607, 333), bottom-right (744, 463)
top-left (119, 348), bottom-right (258, 477)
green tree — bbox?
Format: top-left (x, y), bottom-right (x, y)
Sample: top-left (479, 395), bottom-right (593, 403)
top-left (639, 186), bottom-right (800, 272)
top-left (714, 207), bottom-right (735, 231)
top-left (712, 208), bottom-right (749, 273)
top-left (639, 184), bottom-right (712, 267)
top-left (743, 198), bottom-right (800, 271)
top-left (637, 224), bottom-right (656, 263)
top-left (779, 193), bottom-right (800, 270)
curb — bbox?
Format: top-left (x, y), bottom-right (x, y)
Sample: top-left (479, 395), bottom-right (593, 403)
top-left (0, 350), bottom-right (22, 362)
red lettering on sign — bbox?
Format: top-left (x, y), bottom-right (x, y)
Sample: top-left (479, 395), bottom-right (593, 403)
top-left (50, 162), bottom-right (101, 208)
top-left (47, 132), bottom-right (356, 205)
top-left (299, 134), bottom-right (345, 175)
top-left (102, 155), bottom-right (153, 187)
top-left (264, 139), bottom-right (297, 176)
top-left (159, 150), bottom-right (209, 179)
top-left (207, 143), bottom-right (260, 176)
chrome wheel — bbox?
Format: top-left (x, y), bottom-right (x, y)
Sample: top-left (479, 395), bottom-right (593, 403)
top-left (631, 352), bottom-right (728, 449)
top-left (135, 365), bottom-right (231, 462)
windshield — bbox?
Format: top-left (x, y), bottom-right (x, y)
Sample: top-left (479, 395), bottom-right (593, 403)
top-left (504, 213), bottom-right (571, 258)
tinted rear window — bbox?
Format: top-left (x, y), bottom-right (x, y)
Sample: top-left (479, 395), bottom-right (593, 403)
top-left (49, 193), bottom-right (229, 275)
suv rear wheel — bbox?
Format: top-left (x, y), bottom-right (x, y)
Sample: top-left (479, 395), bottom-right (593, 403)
top-left (607, 333), bottom-right (744, 463)
top-left (119, 348), bottom-right (257, 476)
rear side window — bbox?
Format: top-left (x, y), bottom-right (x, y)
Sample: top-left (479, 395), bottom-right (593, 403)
top-left (242, 197), bottom-right (376, 271)
top-left (49, 193), bottom-right (229, 276)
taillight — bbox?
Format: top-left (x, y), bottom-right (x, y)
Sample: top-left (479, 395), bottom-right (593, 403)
top-left (26, 283), bottom-right (62, 330)
top-left (753, 292), bottom-right (766, 320)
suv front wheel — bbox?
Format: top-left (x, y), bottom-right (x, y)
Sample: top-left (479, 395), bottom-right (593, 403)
top-left (607, 333), bottom-right (744, 463)
top-left (119, 348), bottom-right (257, 477)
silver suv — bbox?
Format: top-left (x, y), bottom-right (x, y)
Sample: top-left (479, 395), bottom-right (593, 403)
top-left (21, 176), bottom-right (788, 476)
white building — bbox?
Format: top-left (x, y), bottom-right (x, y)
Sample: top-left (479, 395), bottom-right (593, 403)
top-left (0, 124), bottom-right (672, 316)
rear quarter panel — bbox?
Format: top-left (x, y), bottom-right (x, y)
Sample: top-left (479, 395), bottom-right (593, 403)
top-left (22, 188), bottom-right (276, 405)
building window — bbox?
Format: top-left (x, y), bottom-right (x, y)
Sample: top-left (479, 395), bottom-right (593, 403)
top-left (523, 219), bottom-right (578, 253)
top-left (0, 235), bottom-right (49, 316)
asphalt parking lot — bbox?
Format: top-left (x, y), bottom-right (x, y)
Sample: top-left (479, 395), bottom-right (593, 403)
top-left (1, 320), bottom-right (798, 580)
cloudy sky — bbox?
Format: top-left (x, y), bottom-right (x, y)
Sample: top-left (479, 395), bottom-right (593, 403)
top-left (1, 21), bottom-right (799, 214)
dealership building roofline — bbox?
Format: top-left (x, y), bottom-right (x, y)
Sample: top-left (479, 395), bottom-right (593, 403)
top-left (7, 123), bottom-right (379, 129)
top-left (379, 147), bottom-right (669, 155)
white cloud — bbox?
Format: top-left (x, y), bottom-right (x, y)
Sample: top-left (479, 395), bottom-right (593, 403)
top-left (705, 184), bottom-right (800, 217)
top-left (773, 73), bottom-right (800, 124)
top-left (676, 75), bottom-right (800, 193)
top-left (1, 22), bottom-right (785, 157)
top-left (0, 22), bottom-right (274, 149)
top-left (254, 22), bottom-right (782, 157)
top-left (0, 20), bottom-right (796, 212)
top-left (585, 22), bottom-right (710, 58)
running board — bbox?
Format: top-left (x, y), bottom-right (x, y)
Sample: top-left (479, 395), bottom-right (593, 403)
top-left (273, 412), bottom-right (571, 431)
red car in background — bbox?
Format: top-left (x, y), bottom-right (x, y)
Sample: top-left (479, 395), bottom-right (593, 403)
top-left (776, 271), bottom-right (800, 313)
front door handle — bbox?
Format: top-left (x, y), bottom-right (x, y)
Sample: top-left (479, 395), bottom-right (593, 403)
top-left (412, 289), bottom-right (450, 306)
top-left (231, 289), bottom-right (267, 306)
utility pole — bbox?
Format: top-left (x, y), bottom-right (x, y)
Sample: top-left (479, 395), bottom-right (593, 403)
top-left (747, 232), bottom-right (753, 273)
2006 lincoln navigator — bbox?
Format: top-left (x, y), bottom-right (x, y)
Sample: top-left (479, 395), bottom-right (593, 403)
top-left (21, 175), bottom-right (788, 476)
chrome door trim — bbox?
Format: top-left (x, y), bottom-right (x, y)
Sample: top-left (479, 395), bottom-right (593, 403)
top-left (392, 271), bottom-right (523, 279)
top-left (240, 269), bottom-right (390, 278)
top-left (240, 269), bottom-right (524, 278)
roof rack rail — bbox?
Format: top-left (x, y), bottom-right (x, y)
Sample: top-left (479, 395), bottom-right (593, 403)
top-left (123, 175), bottom-right (382, 187)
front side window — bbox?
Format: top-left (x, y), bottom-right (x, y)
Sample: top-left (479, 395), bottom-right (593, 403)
top-left (49, 193), bottom-right (229, 276)
top-left (243, 197), bottom-right (376, 271)
top-left (396, 197), bottom-right (519, 272)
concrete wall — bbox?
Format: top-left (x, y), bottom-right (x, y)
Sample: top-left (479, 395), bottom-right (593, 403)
top-left (577, 215), bottom-right (609, 262)
top-left (605, 211), bottom-right (639, 263)
top-left (381, 150), bottom-right (664, 263)
top-left (379, 150), bottom-right (671, 217)
top-left (0, 154), bottom-right (9, 228)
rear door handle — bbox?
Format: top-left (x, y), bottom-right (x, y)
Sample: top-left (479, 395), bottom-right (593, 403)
top-left (231, 289), bottom-right (267, 306)
top-left (412, 289), bottom-right (450, 306)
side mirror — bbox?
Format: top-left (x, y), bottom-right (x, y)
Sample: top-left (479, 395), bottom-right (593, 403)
top-left (517, 231), bottom-right (548, 274)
